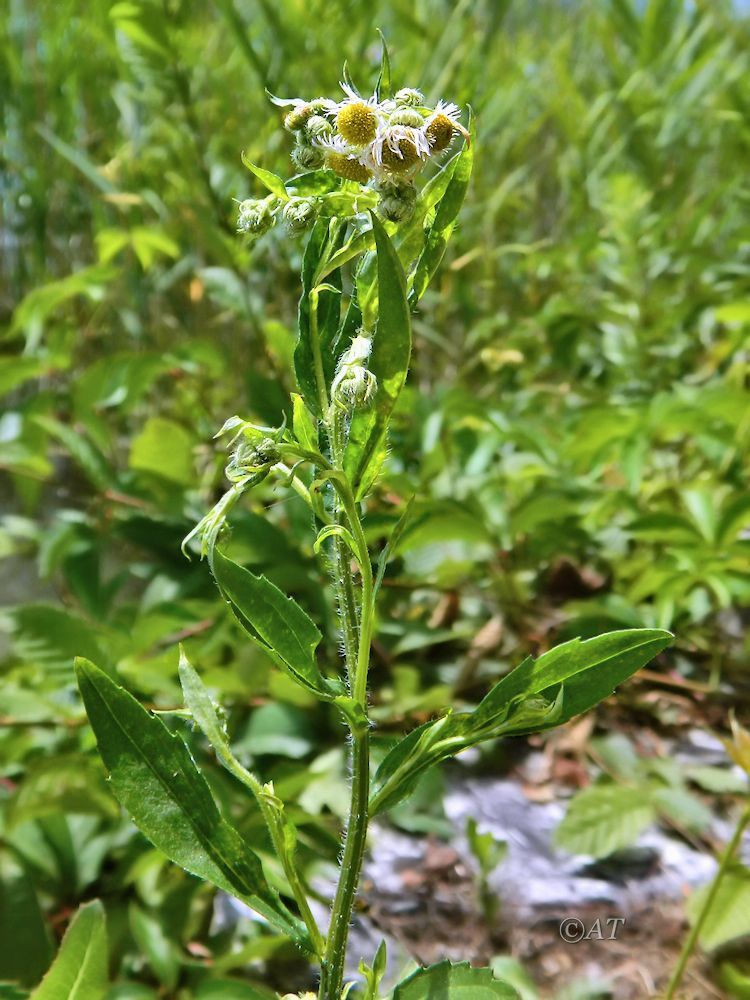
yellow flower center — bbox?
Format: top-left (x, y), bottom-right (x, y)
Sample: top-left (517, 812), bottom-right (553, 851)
top-left (336, 102), bottom-right (379, 145)
top-left (326, 152), bottom-right (371, 184)
top-left (426, 114), bottom-right (455, 152)
top-left (380, 138), bottom-right (421, 173)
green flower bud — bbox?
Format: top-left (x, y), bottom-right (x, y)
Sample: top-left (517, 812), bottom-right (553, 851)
top-left (334, 366), bottom-right (378, 410)
top-left (237, 198), bottom-right (274, 235)
top-left (291, 142), bottom-right (325, 171)
top-left (304, 114), bottom-right (334, 141)
top-left (389, 107), bottom-right (424, 128)
top-left (331, 334), bottom-right (378, 411)
top-left (376, 181), bottom-right (417, 223)
top-left (282, 196), bottom-right (318, 233)
top-left (394, 87), bottom-right (424, 107)
top-left (284, 104), bottom-right (313, 131)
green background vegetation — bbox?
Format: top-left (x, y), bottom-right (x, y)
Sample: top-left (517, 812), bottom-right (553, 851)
top-left (2, 0), bottom-right (750, 996)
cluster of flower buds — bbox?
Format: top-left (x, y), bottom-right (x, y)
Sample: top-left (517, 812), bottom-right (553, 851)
top-left (182, 416), bottom-right (287, 560)
top-left (237, 194), bottom-right (319, 237)
top-left (273, 82), bottom-right (468, 224)
top-left (331, 334), bottom-right (378, 412)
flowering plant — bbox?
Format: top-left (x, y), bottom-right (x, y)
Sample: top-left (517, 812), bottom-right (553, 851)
top-left (75, 55), bottom-right (672, 1000)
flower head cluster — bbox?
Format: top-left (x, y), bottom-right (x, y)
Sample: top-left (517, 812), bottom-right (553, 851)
top-left (274, 82), bottom-right (468, 224)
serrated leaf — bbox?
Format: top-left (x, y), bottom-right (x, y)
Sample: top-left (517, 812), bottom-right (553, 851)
top-left (394, 960), bottom-right (519, 999)
top-left (344, 213), bottom-right (411, 498)
top-left (74, 659), bottom-right (307, 948)
top-left (29, 900), bottom-right (107, 1000)
top-left (555, 785), bottom-right (656, 858)
top-left (211, 549), bottom-right (341, 700)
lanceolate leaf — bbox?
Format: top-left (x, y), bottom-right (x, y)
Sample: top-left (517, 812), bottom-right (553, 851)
top-left (211, 549), bottom-right (342, 700)
top-left (240, 152), bottom-right (288, 200)
top-left (345, 213), bottom-right (411, 499)
top-left (472, 628), bottom-right (673, 730)
top-left (30, 900), bottom-right (107, 1000)
top-left (409, 117), bottom-right (475, 306)
top-left (371, 629), bottom-right (672, 814)
top-left (75, 659), bottom-right (308, 948)
top-left (393, 960), bottom-right (519, 999)
top-left (295, 220), bottom-right (344, 416)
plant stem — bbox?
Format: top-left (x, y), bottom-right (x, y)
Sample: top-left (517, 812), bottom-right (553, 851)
top-left (665, 801), bottom-right (750, 999)
top-left (319, 728), bottom-right (370, 1000)
top-left (318, 410), bottom-right (375, 999)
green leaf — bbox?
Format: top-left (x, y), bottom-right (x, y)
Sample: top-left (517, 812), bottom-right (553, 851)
top-left (554, 785), bottom-right (656, 857)
top-left (240, 151), bottom-right (288, 200)
top-left (129, 417), bottom-right (195, 485)
top-left (291, 392), bottom-right (319, 453)
top-left (0, 857), bottom-right (52, 986)
top-left (30, 900), bottom-right (107, 1000)
top-left (371, 629), bottom-right (672, 814)
top-left (394, 960), bottom-right (519, 999)
top-left (688, 862), bottom-right (750, 951)
top-left (295, 220), bottom-right (344, 416)
top-left (211, 549), bottom-right (342, 700)
top-left (345, 213), bottom-right (411, 498)
top-left (74, 658), bottom-right (307, 948)
top-left (472, 629), bottom-right (673, 731)
top-left (409, 116), bottom-right (474, 306)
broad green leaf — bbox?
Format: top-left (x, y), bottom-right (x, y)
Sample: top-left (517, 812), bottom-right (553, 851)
top-left (294, 220), bottom-right (344, 416)
top-left (409, 117), bottom-right (474, 306)
top-left (240, 151), bottom-right (288, 200)
top-left (688, 862), bottom-right (750, 951)
top-left (129, 417), bottom-right (194, 485)
top-left (74, 659), bottom-right (308, 948)
top-left (394, 960), bottom-right (519, 999)
top-left (345, 213), bottom-right (411, 498)
top-left (554, 785), bottom-right (656, 857)
top-left (211, 549), bottom-right (342, 700)
top-left (30, 900), bottom-right (107, 1000)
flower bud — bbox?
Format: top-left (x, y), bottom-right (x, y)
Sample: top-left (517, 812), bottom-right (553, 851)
top-left (237, 198), bottom-right (274, 235)
top-left (394, 87), bottom-right (424, 107)
top-left (304, 114), bottom-right (334, 141)
top-left (334, 366), bottom-right (378, 409)
top-left (282, 197), bottom-right (318, 234)
top-left (291, 143), bottom-right (325, 171)
top-left (284, 104), bottom-right (313, 131)
top-left (376, 180), bottom-right (417, 223)
top-left (331, 334), bottom-right (378, 411)
top-left (389, 107), bottom-right (424, 129)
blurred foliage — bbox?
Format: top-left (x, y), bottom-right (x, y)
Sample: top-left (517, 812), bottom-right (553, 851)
top-left (2, 0), bottom-right (750, 995)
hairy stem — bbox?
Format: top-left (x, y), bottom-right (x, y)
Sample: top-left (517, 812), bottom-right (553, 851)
top-left (665, 802), bottom-right (750, 999)
top-left (318, 407), bottom-right (374, 998)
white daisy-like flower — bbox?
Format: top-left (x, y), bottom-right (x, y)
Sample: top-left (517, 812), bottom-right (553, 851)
top-left (425, 100), bottom-right (461, 125)
top-left (332, 82), bottom-right (381, 112)
top-left (332, 83), bottom-right (384, 146)
top-left (317, 134), bottom-right (372, 184)
top-left (370, 124), bottom-right (431, 171)
top-left (424, 100), bottom-right (470, 151)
